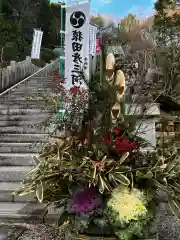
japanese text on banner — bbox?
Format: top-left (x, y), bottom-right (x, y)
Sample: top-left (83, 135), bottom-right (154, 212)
top-left (65, 3), bottom-right (90, 88)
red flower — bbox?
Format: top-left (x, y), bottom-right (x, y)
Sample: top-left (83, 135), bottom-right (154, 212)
top-left (101, 135), bottom-right (112, 144)
top-left (113, 127), bottom-right (121, 135)
top-left (92, 161), bottom-right (101, 167)
top-left (71, 87), bottom-right (79, 94)
top-left (57, 76), bottom-right (61, 80)
top-left (115, 137), bottom-right (137, 153)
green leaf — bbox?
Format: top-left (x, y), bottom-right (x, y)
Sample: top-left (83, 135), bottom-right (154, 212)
top-left (131, 172), bottom-right (134, 189)
top-left (136, 170), bottom-right (144, 177)
top-left (152, 166), bottom-right (164, 173)
top-left (98, 174), bottom-right (105, 194)
top-left (173, 165), bottom-right (180, 174)
top-left (36, 180), bottom-right (44, 203)
top-left (151, 179), bottom-right (170, 193)
top-left (92, 166), bottom-right (97, 180)
top-left (93, 217), bottom-right (108, 228)
top-left (160, 164), bottom-right (167, 170)
top-left (32, 156), bottom-right (40, 166)
top-left (168, 198), bottom-right (180, 219)
top-left (78, 158), bottom-right (88, 168)
top-left (57, 209), bottom-right (68, 226)
top-left (75, 214), bottom-right (90, 229)
top-left (69, 174), bottom-right (73, 181)
top-left (169, 181), bottom-right (180, 194)
top-left (119, 152), bottom-right (129, 165)
top-left (113, 172), bottom-right (130, 186)
top-left (162, 177), bottom-right (168, 185)
top-left (143, 171), bottom-right (153, 179)
top-left (166, 158), bottom-right (179, 173)
top-left (13, 187), bottom-right (35, 196)
top-left (26, 164), bottom-right (40, 176)
top-left (136, 170), bottom-right (153, 179)
top-left (108, 173), bottom-right (113, 182)
top-left (115, 166), bottom-right (131, 172)
top-left (102, 176), bottom-right (112, 192)
top-left (173, 181), bottom-right (180, 190)
top-left (93, 174), bottom-right (98, 186)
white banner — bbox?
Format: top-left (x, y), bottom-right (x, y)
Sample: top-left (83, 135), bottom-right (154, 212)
top-left (65, 3), bottom-right (90, 89)
top-left (89, 25), bottom-right (97, 56)
top-left (31, 29), bottom-right (43, 59)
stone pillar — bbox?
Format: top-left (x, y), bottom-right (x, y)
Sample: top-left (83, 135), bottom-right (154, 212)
top-left (125, 103), bottom-right (160, 151)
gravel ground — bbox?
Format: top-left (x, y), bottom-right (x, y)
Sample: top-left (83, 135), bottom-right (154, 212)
top-left (1, 202), bottom-right (180, 240)
top-left (156, 202), bottom-right (180, 240)
top-left (16, 212), bottom-right (180, 240)
top-left (17, 224), bottom-right (61, 240)
top-left (18, 229), bottom-right (50, 240)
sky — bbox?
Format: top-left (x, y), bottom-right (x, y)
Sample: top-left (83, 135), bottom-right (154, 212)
top-left (91, 0), bottom-right (156, 18)
top-left (50, 0), bottom-right (156, 21)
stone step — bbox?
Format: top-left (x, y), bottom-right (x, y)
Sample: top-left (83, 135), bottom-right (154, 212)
top-left (0, 153), bottom-right (36, 166)
top-left (0, 99), bottom-right (47, 104)
top-left (0, 97), bottom-right (45, 102)
top-left (44, 205), bottom-right (64, 224)
top-left (13, 78), bottom-right (54, 83)
top-left (13, 76), bottom-right (54, 80)
top-left (0, 166), bottom-right (33, 182)
top-left (0, 142), bottom-right (43, 153)
top-left (1, 99), bottom-right (53, 104)
top-left (1, 96), bottom-right (56, 101)
top-left (9, 87), bottom-right (53, 92)
top-left (0, 225), bottom-right (25, 239)
top-left (9, 86), bottom-right (54, 92)
top-left (0, 202), bottom-right (47, 223)
top-left (7, 83), bottom-right (53, 88)
top-left (0, 119), bottom-right (51, 126)
top-left (4, 92), bottom-right (52, 99)
top-left (0, 105), bottom-right (54, 111)
top-left (6, 93), bottom-right (52, 99)
top-left (0, 133), bottom-right (49, 142)
top-left (0, 182), bottom-right (36, 202)
top-left (0, 108), bottom-right (54, 115)
top-left (5, 85), bottom-right (53, 93)
top-left (10, 80), bottom-right (54, 87)
top-left (0, 126), bottom-right (52, 134)
top-left (9, 89), bottom-right (53, 95)
top-left (10, 83), bottom-right (53, 89)
top-left (0, 114), bottom-right (55, 121)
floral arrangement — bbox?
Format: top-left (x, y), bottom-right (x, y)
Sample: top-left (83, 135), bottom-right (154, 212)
top-left (14, 69), bottom-right (180, 239)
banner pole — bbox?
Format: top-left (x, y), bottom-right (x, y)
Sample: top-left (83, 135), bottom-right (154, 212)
top-left (58, 2), bottom-right (65, 121)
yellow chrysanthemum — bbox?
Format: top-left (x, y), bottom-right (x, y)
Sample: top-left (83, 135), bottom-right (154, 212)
top-left (106, 186), bottom-right (147, 224)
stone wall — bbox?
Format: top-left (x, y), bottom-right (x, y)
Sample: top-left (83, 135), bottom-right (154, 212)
top-left (0, 56), bottom-right (40, 93)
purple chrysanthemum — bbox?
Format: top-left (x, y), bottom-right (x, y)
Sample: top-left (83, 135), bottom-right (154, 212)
top-left (68, 187), bottom-right (102, 214)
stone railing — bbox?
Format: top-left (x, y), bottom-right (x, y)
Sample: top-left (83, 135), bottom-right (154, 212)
top-left (0, 56), bottom-right (40, 93)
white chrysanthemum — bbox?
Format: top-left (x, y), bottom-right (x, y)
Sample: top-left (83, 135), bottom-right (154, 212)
top-left (106, 186), bottom-right (147, 224)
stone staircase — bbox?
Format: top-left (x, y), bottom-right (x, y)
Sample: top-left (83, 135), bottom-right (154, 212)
top-left (0, 60), bottom-right (58, 223)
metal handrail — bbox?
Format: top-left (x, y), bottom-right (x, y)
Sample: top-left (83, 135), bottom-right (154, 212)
top-left (0, 58), bottom-right (59, 97)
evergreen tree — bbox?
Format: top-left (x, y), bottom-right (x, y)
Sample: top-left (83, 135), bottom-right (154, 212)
top-left (153, 0), bottom-right (180, 93)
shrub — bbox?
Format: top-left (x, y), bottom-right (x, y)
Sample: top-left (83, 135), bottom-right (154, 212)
top-left (40, 47), bottom-right (56, 63)
top-left (31, 59), bottom-right (46, 67)
top-left (2, 42), bottom-right (18, 62)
